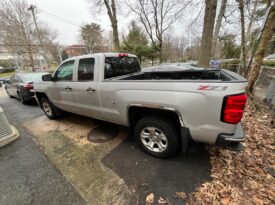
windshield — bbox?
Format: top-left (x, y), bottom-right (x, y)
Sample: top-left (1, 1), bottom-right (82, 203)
top-left (21, 73), bottom-right (47, 82)
top-left (104, 57), bottom-right (140, 79)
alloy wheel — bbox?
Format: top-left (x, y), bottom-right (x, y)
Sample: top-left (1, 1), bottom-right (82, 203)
top-left (140, 127), bottom-right (168, 153)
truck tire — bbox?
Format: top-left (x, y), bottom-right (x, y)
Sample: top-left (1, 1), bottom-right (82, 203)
top-left (40, 97), bottom-right (61, 119)
top-left (134, 116), bottom-right (180, 158)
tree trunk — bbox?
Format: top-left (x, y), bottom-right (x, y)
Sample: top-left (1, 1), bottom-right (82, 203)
top-left (111, 0), bottom-right (119, 51)
top-left (198, 0), bottom-right (217, 67)
top-left (26, 44), bottom-right (35, 71)
top-left (111, 21), bottom-right (120, 51)
top-left (245, 1), bottom-right (258, 58)
top-left (212, 0), bottom-right (227, 58)
top-left (237, 0), bottom-right (247, 76)
top-left (159, 36), bottom-right (163, 63)
top-left (248, 6), bottom-right (275, 92)
top-left (20, 22), bottom-right (34, 70)
top-left (104, 0), bottom-right (120, 51)
top-left (246, 1), bottom-right (258, 43)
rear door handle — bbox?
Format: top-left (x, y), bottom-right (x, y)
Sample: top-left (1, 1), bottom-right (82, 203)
top-left (65, 86), bottom-right (72, 91)
top-left (86, 87), bottom-right (96, 93)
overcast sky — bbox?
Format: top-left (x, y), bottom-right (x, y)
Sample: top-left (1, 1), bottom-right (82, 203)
top-left (27, 0), bottom-right (192, 47)
top-left (27, 0), bottom-right (207, 47)
top-left (28, 0), bottom-right (119, 45)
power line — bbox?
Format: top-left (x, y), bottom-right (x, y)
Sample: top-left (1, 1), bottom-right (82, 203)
top-left (39, 9), bottom-right (82, 28)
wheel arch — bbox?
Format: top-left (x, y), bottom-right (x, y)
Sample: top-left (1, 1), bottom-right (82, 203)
top-left (35, 92), bottom-right (48, 107)
top-left (128, 104), bottom-right (191, 154)
top-left (127, 104), bottom-right (184, 128)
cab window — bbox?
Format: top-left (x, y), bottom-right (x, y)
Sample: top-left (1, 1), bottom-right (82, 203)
top-left (104, 57), bottom-right (140, 79)
top-left (78, 58), bottom-right (95, 81)
top-left (55, 60), bottom-right (75, 81)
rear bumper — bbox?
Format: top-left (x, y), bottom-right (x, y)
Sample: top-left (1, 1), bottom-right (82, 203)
top-left (0, 125), bottom-right (20, 147)
top-left (215, 123), bottom-right (245, 151)
top-left (21, 90), bottom-right (35, 101)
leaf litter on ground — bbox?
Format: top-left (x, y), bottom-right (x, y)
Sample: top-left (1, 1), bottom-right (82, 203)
top-left (187, 101), bottom-right (275, 204)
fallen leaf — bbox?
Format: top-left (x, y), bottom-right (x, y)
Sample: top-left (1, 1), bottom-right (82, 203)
top-left (146, 193), bottom-right (154, 204)
top-left (253, 196), bottom-right (264, 205)
top-left (158, 197), bottom-right (168, 204)
top-left (175, 192), bottom-right (187, 200)
top-left (221, 197), bottom-right (230, 205)
top-left (187, 101), bottom-right (275, 204)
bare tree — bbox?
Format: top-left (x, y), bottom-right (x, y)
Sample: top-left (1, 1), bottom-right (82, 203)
top-left (245, 0), bottom-right (258, 42)
top-left (38, 25), bottom-right (60, 63)
top-left (88, 0), bottom-right (120, 51)
top-left (236, 0), bottom-right (247, 76)
top-left (129, 0), bottom-right (190, 62)
top-left (0, 0), bottom-right (35, 69)
top-left (198, 0), bottom-right (217, 66)
top-left (162, 33), bottom-right (187, 62)
top-left (248, 4), bottom-right (275, 92)
top-left (0, 0), bottom-right (58, 69)
top-left (212, 0), bottom-right (227, 58)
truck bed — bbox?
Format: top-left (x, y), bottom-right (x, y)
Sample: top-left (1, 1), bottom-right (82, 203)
top-left (108, 67), bottom-right (246, 82)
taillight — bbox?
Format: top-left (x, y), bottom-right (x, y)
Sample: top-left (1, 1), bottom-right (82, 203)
top-left (23, 83), bottom-right (33, 90)
top-left (118, 53), bottom-right (128, 57)
top-left (221, 93), bottom-right (247, 124)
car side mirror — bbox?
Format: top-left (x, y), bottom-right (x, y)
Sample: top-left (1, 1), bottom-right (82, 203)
top-left (42, 74), bottom-right (53, 81)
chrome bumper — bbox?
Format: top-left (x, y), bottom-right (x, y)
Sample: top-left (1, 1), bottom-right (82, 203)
top-left (216, 123), bottom-right (245, 151)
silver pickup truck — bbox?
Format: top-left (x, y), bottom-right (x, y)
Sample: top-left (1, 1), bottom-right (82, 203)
top-left (34, 53), bottom-right (248, 158)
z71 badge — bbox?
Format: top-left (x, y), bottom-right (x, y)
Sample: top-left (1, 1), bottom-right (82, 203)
top-left (198, 85), bottom-right (228, 91)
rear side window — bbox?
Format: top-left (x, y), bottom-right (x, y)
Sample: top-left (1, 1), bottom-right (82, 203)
top-left (104, 57), bottom-right (140, 79)
top-left (55, 60), bottom-right (74, 81)
top-left (14, 75), bottom-right (19, 82)
top-left (9, 75), bottom-right (15, 82)
top-left (21, 73), bottom-right (44, 82)
top-left (78, 58), bottom-right (95, 81)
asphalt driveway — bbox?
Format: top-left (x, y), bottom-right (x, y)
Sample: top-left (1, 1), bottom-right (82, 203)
top-left (0, 87), bottom-right (212, 204)
top-left (0, 91), bottom-right (85, 205)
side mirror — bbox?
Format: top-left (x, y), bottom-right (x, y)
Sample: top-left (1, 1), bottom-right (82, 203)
top-left (42, 74), bottom-right (53, 81)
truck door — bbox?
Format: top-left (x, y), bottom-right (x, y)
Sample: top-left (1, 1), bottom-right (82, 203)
top-left (47, 60), bottom-right (76, 111)
top-left (71, 57), bottom-right (101, 118)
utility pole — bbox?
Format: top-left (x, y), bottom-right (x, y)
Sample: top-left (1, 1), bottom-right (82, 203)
top-left (28, 5), bottom-right (48, 69)
top-left (57, 46), bottom-right (63, 63)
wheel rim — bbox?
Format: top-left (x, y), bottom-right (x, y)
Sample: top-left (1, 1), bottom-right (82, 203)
top-left (42, 101), bottom-right (53, 116)
top-left (140, 127), bottom-right (168, 153)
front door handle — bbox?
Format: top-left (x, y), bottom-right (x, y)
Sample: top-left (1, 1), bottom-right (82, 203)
top-left (86, 87), bottom-right (96, 93)
top-left (65, 86), bottom-right (72, 91)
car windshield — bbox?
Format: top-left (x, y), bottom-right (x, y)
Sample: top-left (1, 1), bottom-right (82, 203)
top-left (21, 73), bottom-right (46, 82)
